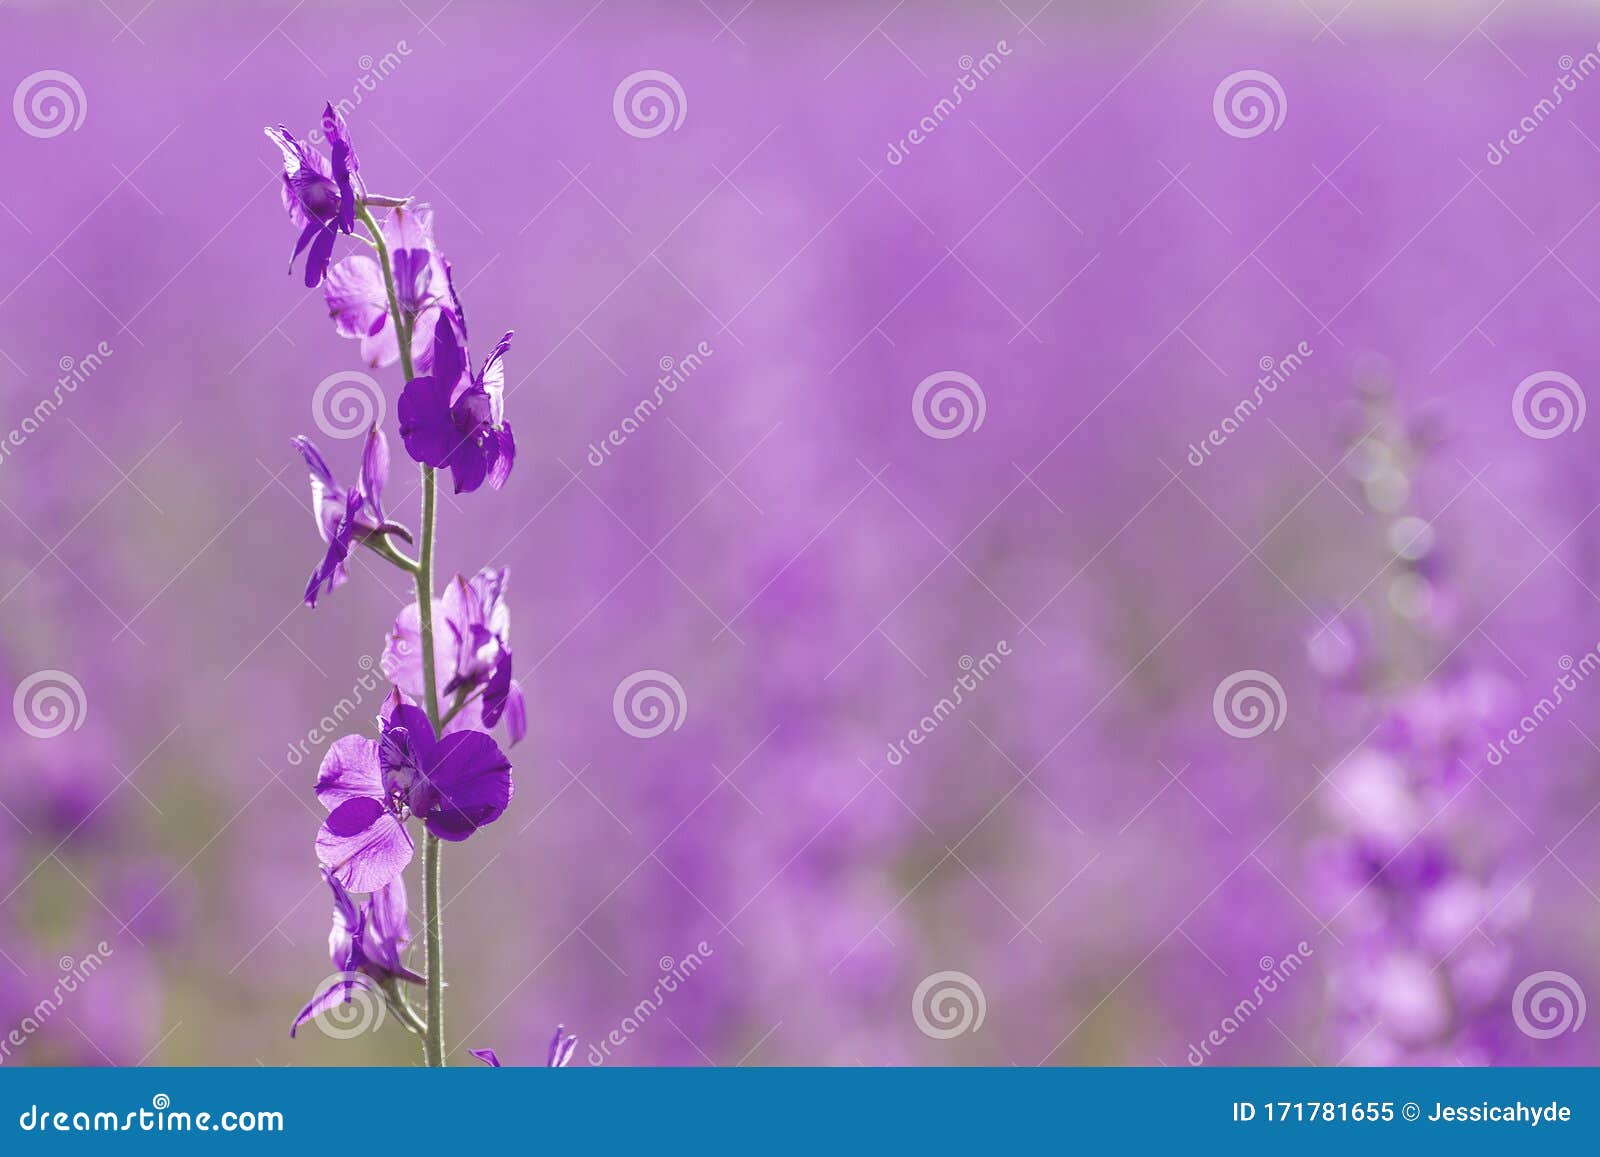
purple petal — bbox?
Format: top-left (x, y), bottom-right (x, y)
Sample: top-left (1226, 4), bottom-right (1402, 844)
top-left (360, 426), bottom-right (389, 524)
top-left (362, 875), bottom-right (424, 984)
top-left (304, 224), bottom-right (337, 289)
top-left (323, 869), bottom-right (363, 973)
top-left (446, 433), bottom-right (489, 495)
top-left (382, 600), bottom-right (453, 699)
top-left (469, 1048), bottom-right (502, 1067)
top-left (314, 735), bottom-right (382, 811)
top-left (304, 489), bottom-right (361, 607)
top-left (504, 679), bottom-right (527, 746)
top-left (397, 373), bottom-right (456, 468)
top-left (316, 796), bottom-right (414, 892)
top-left (548, 1026), bottom-right (577, 1067)
top-left (481, 649), bottom-right (513, 728)
top-left (486, 422), bottom-right (515, 491)
top-left (478, 331), bottom-right (513, 422)
top-left (290, 975), bottom-right (371, 1038)
top-left (411, 729), bottom-right (512, 842)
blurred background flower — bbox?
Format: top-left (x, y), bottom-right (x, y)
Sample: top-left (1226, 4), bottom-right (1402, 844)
top-left (0, 0), bottom-right (1597, 1065)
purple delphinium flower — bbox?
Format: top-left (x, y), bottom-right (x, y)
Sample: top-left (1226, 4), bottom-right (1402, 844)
top-left (397, 313), bottom-right (516, 494)
top-left (290, 869), bottom-right (422, 1037)
top-left (264, 104), bottom-right (365, 288)
top-left (315, 690), bottom-right (513, 891)
top-left (324, 204), bottom-right (452, 371)
top-left (470, 1026), bottom-right (577, 1067)
top-left (292, 426), bottom-right (409, 607)
top-left (383, 567), bottom-right (526, 743)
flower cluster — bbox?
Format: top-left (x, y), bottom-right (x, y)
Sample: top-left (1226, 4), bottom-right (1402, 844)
top-left (1307, 385), bottom-right (1521, 1064)
top-left (265, 105), bottom-right (559, 1063)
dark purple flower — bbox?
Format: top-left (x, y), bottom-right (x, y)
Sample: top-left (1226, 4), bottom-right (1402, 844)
top-left (264, 104), bottom-right (364, 288)
top-left (315, 691), bottom-right (513, 891)
top-left (469, 1026), bottom-right (577, 1067)
top-left (290, 869), bottom-right (422, 1037)
top-left (292, 427), bottom-right (409, 608)
top-left (324, 205), bottom-right (452, 371)
top-left (397, 314), bottom-right (516, 494)
top-left (382, 567), bottom-right (526, 744)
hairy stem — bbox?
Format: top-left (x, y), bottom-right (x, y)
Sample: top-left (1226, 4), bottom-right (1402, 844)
top-left (360, 202), bottom-right (446, 1067)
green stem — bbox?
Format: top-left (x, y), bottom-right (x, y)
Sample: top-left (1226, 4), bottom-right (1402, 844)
top-left (360, 202), bottom-right (447, 1067)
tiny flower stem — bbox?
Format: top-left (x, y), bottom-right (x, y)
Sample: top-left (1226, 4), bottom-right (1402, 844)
top-left (360, 201), bottom-right (447, 1068)
top-left (358, 533), bottom-right (418, 574)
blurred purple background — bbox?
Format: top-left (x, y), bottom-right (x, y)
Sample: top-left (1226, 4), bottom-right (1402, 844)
top-left (2, 0), bottom-right (1598, 1066)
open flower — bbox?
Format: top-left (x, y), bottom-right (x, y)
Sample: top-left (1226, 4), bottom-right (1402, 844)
top-left (290, 869), bottom-right (422, 1037)
top-left (324, 204), bottom-right (453, 371)
top-left (315, 691), bottom-right (513, 892)
top-left (382, 567), bottom-right (526, 743)
top-left (292, 427), bottom-right (409, 607)
top-left (470, 1026), bottom-right (577, 1067)
top-left (264, 104), bottom-right (364, 288)
top-left (397, 313), bottom-right (516, 494)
